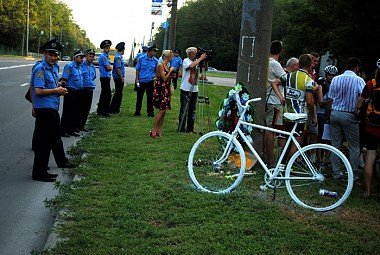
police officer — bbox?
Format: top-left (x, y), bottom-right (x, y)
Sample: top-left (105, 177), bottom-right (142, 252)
top-left (97, 39), bottom-right (112, 117)
top-left (78, 49), bottom-right (97, 131)
top-left (134, 45), bottom-right (148, 66)
top-left (109, 42), bottom-right (126, 114)
top-left (61, 50), bottom-right (85, 137)
top-left (171, 48), bottom-right (183, 89)
top-left (31, 39), bottom-right (75, 182)
top-left (134, 44), bottom-right (159, 117)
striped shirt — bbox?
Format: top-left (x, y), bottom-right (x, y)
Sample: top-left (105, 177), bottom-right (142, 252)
top-left (280, 69), bottom-right (314, 120)
top-left (327, 70), bottom-right (365, 112)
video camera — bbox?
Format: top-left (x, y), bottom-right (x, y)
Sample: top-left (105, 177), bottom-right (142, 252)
top-left (197, 47), bottom-right (216, 61)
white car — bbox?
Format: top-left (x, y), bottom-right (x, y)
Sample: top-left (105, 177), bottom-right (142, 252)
top-left (207, 67), bottom-right (218, 71)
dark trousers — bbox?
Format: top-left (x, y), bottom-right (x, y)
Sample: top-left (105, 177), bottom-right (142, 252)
top-left (178, 89), bottom-right (198, 132)
top-left (78, 89), bottom-right (93, 129)
top-left (109, 78), bottom-right (124, 113)
top-left (97, 77), bottom-right (111, 116)
top-left (61, 88), bottom-right (82, 133)
top-left (172, 70), bottom-right (179, 89)
top-left (33, 108), bottom-right (67, 178)
top-left (135, 80), bottom-right (154, 116)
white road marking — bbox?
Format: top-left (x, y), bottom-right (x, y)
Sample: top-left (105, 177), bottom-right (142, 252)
top-left (0, 64), bottom-right (34, 70)
top-left (20, 83), bottom-right (29, 87)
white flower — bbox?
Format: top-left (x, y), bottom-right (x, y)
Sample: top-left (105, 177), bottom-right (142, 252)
top-left (219, 109), bottom-right (224, 117)
top-left (247, 126), bottom-right (253, 132)
top-left (228, 89), bottom-right (235, 97)
top-left (235, 84), bottom-right (242, 92)
top-left (227, 110), bottom-right (231, 116)
top-left (242, 93), bottom-right (249, 101)
top-left (223, 98), bottom-right (229, 106)
top-left (215, 120), bottom-right (219, 127)
top-left (247, 114), bottom-right (253, 122)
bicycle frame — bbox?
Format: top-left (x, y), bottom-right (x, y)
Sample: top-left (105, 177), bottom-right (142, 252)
top-left (217, 93), bottom-right (321, 182)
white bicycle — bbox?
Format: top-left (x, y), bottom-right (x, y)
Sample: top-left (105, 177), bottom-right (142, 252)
top-left (188, 92), bottom-right (353, 211)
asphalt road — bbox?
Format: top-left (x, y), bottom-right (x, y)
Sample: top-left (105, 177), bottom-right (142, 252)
top-left (0, 57), bottom-right (136, 254)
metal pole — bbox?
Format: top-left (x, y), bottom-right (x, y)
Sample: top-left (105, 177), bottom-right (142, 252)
top-left (26, 0), bottom-right (29, 56)
top-left (150, 22), bottom-right (154, 46)
top-left (49, 5), bottom-right (52, 40)
top-left (163, 27), bottom-right (168, 50)
top-left (236, 0), bottom-right (274, 155)
top-left (168, 0), bottom-right (177, 50)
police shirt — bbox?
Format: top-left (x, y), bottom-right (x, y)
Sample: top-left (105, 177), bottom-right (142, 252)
top-left (171, 55), bottom-right (183, 71)
top-left (99, 51), bottom-right (111, 78)
top-left (62, 61), bottom-right (83, 90)
top-left (135, 54), bottom-right (158, 83)
top-left (81, 59), bottom-right (96, 90)
top-left (31, 60), bottom-right (60, 110)
top-left (112, 52), bottom-right (125, 79)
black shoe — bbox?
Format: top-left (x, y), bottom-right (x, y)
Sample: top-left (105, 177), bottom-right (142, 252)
top-left (58, 161), bottom-right (76, 168)
top-left (147, 114), bottom-right (154, 118)
top-left (186, 130), bottom-right (198, 134)
top-left (61, 132), bottom-right (70, 138)
top-left (133, 112), bottom-right (141, 116)
top-left (32, 175), bottom-right (56, 182)
top-left (177, 129), bottom-right (185, 132)
top-left (67, 131), bottom-right (80, 137)
top-left (46, 172), bottom-right (58, 178)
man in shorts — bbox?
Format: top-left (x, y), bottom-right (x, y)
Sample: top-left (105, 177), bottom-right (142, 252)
top-left (272, 54), bottom-right (316, 159)
top-left (264, 40), bottom-right (286, 166)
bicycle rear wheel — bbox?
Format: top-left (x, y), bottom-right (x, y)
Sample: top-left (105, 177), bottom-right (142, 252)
top-left (188, 131), bottom-right (246, 194)
top-left (285, 143), bottom-right (353, 211)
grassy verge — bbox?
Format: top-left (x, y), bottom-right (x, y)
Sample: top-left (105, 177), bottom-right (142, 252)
top-left (42, 84), bottom-right (380, 255)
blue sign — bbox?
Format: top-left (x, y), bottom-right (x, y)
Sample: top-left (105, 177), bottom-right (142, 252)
top-left (162, 21), bottom-right (169, 28)
top-left (152, 0), bottom-right (163, 2)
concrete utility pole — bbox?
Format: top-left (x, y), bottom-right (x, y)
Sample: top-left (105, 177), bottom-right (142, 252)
top-left (168, 0), bottom-right (178, 50)
top-left (236, 0), bottom-right (274, 155)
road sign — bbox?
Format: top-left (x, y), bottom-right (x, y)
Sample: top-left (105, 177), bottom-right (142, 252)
top-left (151, 8), bottom-right (163, 15)
top-left (152, 3), bottom-right (162, 8)
top-left (162, 21), bottom-right (168, 28)
top-left (152, 0), bottom-right (163, 2)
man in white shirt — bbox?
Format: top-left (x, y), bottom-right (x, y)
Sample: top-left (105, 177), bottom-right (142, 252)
top-left (178, 47), bottom-right (206, 133)
top-left (264, 40), bottom-right (286, 166)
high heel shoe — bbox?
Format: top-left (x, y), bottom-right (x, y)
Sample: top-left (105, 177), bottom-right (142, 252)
top-left (150, 129), bottom-right (157, 138)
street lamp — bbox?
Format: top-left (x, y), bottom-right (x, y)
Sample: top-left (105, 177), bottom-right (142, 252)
top-left (26, 0), bottom-right (29, 56)
top-left (38, 31), bottom-right (44, 58)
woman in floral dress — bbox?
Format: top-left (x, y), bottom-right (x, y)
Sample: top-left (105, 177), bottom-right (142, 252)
top-left (150, 50), bottom-right (175, 137)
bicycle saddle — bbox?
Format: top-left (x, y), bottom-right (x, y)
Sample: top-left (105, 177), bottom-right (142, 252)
top-left (284, 113), bottom-right (307, 121)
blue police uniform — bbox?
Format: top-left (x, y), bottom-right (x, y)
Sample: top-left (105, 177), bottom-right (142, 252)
top-left (31, 59), bottom-right (68, 181)
top-left (78, 59), bottom-right (97, 129)
top-left (99, 51), bottom-right (111, 78)
top-left (97, 51), bottom-right (112, 116)
top-left (134, 54), bottom-right (158, 116)
top-left (32, 60), bottom-right (60, 110)
top-left (110, 52), bottom-right (126, 113)
top-left (61, 60), bottom-right (84, 135)
top-left (170, 55), bottom-right (183, 89)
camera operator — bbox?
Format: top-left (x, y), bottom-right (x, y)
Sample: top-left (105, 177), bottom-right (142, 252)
top-left (178, 47), bottom-right (207, 133)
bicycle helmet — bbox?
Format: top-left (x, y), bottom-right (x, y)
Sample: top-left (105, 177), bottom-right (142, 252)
top-left (324, 65), bottom-right (338, 75)
top-left (377, 59), bottom-right (380, 69)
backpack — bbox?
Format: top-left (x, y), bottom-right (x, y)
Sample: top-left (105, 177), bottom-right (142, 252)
top-left (366, 79), bottom-right (380, 127)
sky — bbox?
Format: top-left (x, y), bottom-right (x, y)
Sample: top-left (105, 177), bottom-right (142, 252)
top-left (60, 0), bottom-right (186, 58)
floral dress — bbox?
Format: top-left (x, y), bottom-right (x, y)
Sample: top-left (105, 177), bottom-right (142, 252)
top-left (153, 68), bottom-right (171, 110)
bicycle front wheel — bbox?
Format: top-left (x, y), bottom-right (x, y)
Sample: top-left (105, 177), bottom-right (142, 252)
top-left (188, 131), bottom-right (246, 194)
top-left (285, 143), bottom-right (353, 211)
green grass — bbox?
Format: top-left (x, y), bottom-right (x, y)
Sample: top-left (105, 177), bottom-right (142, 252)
top-left (41, 84), bottom-right (380, 255)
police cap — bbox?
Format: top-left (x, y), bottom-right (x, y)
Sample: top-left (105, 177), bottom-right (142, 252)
top-left (73, 50), bottom-right (86, 58)
top-left (115, 42), bottom-right (125, 51)
top-left (100, 40), bottom-right (112, 49)
top-left (86, 49), bottom-right (95, 55)
top-left (142, 46), bottom-right (148, 52)
top-left (174, 48), bottom-right (181, 54)
top-left (40, 38), bottom-right (63, 54)
top-left (148, 44), bottom-right (158, 52)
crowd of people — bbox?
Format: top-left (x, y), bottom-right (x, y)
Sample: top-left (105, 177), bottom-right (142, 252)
top-left (29, 37), bottom-right (208, 181)
top-left (265, 40), bottom-right (380, 199)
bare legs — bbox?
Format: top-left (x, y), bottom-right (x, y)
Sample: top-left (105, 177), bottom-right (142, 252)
top-left (152, 110), bottom-right (166, 137)
top-left (364, 150), bottom-right (376, 197)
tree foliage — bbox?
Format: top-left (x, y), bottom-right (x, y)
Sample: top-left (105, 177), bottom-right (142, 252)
top-left (155, 0), bottom-right (379, 78)
top-left (0, 0), bottom-right (94, 56)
